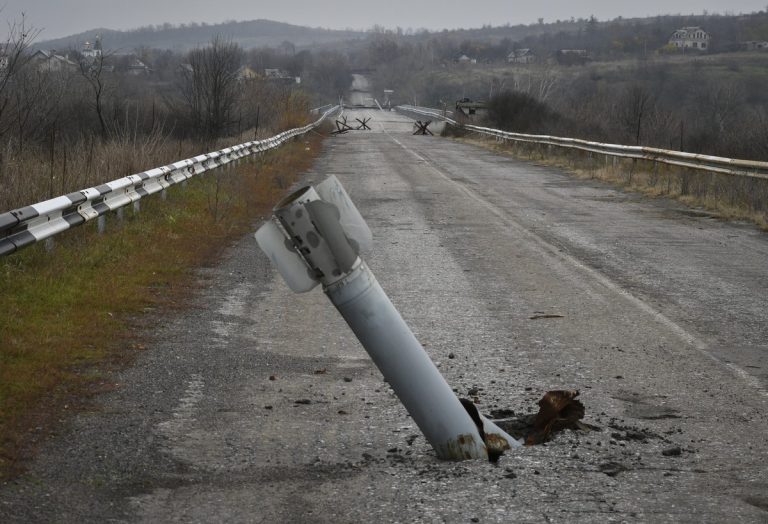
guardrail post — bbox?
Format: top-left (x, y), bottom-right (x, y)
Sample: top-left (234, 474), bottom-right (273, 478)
top-left (117, 207), bottom-right (124, 223)
top-left (256, 176), bottom-right (520, 461)
top-left (133, 201), bottom-right (141, 213)
top-left (97, 214), bottom-right (106, 235)
top-left (44, 237), bottom-right (55, 253)
top-left (161, 189), bottom-right (168, 201)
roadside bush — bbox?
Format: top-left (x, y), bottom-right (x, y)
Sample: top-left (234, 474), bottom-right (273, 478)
top-left (486, 90), bottom-right (557, 133)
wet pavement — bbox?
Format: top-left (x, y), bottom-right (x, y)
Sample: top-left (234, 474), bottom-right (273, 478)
top-left (1, 109), bottom-right (767, 523)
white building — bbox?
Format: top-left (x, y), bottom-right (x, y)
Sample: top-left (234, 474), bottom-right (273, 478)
top-left (669, 27), bottom-right (711, 50)
top-left (82, 36), bottom-right (103, 59)
top-left (507, 49), bottom-right (535, 64)
top-left (454, 54), bottom-right (477, 64)
top-left (30, 50), bottom-right (78, 73)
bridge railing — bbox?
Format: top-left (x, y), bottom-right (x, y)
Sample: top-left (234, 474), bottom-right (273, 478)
top-left (396, 105), bottom-right (768, 181)
top-left (310, 103), bottom-right (335, 115)
top-left (0, 106), bottom-right (340, 257)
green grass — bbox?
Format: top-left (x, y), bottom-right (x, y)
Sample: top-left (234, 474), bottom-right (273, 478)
top-left (0, 133), bottom-right (325, 478)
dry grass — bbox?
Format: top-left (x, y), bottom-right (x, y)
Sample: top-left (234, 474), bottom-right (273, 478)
top-left (0, 104), bottom-right (312, 214)
top-left (0, 125), bottom-right (326, 479)
top-left (460, 135), bottom-right (768, 230)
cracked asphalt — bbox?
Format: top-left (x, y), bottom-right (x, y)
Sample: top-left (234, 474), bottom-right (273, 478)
top-left (1, 109), bottom-right (767, 523)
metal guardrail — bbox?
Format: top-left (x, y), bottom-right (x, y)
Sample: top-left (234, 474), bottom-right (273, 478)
top-left (310, 104), bottom-right (335, 115)
top-left (396, 105), bottom-right (768, 181)
top-left (0, 106), bottom-right (340, 257)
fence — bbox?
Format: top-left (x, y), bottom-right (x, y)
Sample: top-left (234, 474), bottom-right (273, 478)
top-left (396, 105), bottom-right (768, 181)
top-left (0, 106), bottom-right (340, 257)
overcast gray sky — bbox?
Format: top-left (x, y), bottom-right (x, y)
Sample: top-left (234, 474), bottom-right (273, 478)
top-left (5, 0), bottom-right (767, 39)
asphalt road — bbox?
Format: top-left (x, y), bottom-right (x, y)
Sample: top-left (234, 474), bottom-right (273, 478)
top-left (349, 75), bottom-right (376, 107)
top-left (2, 109), bottom-right (768, 523)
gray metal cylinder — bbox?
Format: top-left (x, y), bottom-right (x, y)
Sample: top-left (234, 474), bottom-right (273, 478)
top-left (326, 260), bottom-right (488, 460)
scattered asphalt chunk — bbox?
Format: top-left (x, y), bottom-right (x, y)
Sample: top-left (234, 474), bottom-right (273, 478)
top-left (387, 447), bottom-right (399, 453)
top-left (662, 446), bottom-right (683, 457)
top-left (599, 461), bottom-right (628, 477)
top-left (468, 387), bottom-right (480, 396)
top-left (268, 375), bottom-right (277, 381)
top-left (489, 408), bottom-right (516, 419)
top-left (529, 314), bottom-right (564, 320)
top-left (612, 430), bottom-right (647, 442)
top-left (314, 368), bottom-right (327, 375)
top-left (343, 377), bottom-right (353, 382)
top-left (448, 352), bottom-right (456, 359)
top-left (264, 405), bottom-right (273, 410)
top-left (338, 410), bottom-right (348, 415)
top-left (406, 434), bottom-right (419, 446)
top-left (294, 399), bottom-right (312, 405)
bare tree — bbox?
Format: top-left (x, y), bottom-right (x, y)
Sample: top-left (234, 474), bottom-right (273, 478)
top-left (617, 85), bottom-right (654, 145)
top-left (78, 52), bottom-right (111, 139)
top-left (0, 14), bottom-right (41, 139)
top-left (695, 81), bottom-right (744, 133)
top-left (10, 68), bottom-right (66, 151)
top-left (179, 36), bottom-right (243, 140)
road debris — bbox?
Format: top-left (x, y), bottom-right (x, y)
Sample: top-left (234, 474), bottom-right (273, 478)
top-left (529, 314), bottom-right (565, 320)
top-left (599, 461), bottom-right (628, 477)
top-left (526, 390), bottom-right (587, 445)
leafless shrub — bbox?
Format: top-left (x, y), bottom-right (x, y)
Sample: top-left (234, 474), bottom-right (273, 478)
top-left (178, 36), bottom-right (244, 142)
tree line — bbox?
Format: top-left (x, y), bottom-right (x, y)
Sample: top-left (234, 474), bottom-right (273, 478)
top-left (0, 21), bottom-right (352, 211)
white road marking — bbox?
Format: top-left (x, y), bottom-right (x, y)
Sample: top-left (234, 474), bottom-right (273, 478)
top-left (157, 373), bottom-right (205, 442)
top-left (384, 128), bottom-right (768, 399)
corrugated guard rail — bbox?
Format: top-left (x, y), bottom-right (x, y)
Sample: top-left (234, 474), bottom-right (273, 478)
top-left (311, 104), bottom-right (335, 115)
top-left (396, 105), bottom-right (768, 181)
top-left (0, 106), bottom-right (340, 257)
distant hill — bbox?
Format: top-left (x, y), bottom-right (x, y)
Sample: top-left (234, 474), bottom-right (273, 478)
top-left (35, 19), bottom-right (367, 52)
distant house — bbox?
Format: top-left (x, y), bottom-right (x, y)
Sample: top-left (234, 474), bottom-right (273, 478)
top-left (454, 54), bottom-right (477, 64)
top-left (81, 37), bottom-right (103, 59)
top-left (669, 27), bottom-right (711, 50)
top-left (237, 65), bottom-right (258, 80)
top-left (177, 63), bottom-right (194, 76)
top-left (556, 49), bottom-right (590, 65)
top-left (264, 68), bottom-right (287, 78)
top-left (127, 57), bottom-right (151, 75)
top-left (741, 41), bottom-right (768, 51)
top-left (30, 50), bottom-right (78, 73)
top-left (507, 49), bottom-right (535, 64)
top-left (264, 68), bottom-right (299, 83)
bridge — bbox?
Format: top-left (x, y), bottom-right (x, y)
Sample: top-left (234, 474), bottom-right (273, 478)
top-left (2, 95), bottom-right (768, 521)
